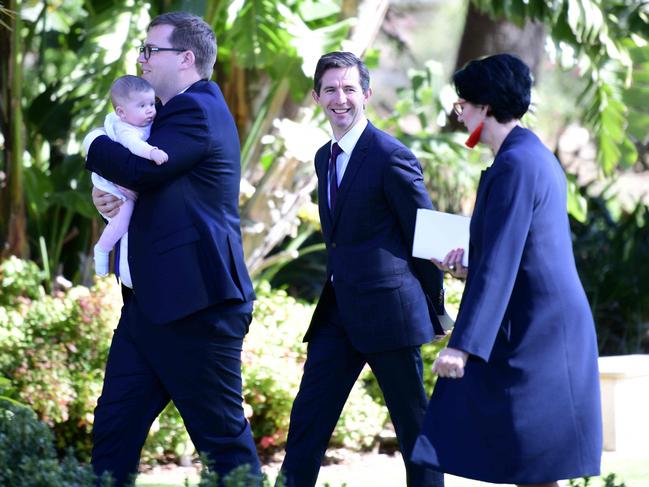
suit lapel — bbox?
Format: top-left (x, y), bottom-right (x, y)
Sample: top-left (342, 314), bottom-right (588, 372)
top-left (329, 123), bottom-right (373, 234)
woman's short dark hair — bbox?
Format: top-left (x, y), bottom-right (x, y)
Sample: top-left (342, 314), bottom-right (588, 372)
top-left (313, 51), bottom-right (370, 95)
top-left (453, 53), bottom-right (532, 123)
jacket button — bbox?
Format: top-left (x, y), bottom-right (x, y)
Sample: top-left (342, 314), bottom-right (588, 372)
top-left (331, 242), bottom-right (337, 248)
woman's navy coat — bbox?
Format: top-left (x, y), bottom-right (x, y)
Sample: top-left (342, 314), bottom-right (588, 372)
top-left (412, 126), bottom-right (602, 483)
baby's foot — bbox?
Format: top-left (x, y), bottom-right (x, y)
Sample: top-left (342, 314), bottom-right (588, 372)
top-left (94, 245), bottom-right (110, 276)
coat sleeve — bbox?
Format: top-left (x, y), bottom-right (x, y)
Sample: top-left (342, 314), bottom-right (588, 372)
top-left (448, 154), bottom-right (534, 361)
top-left (85, 96), bottom-right (209, 192)
top-left (383, 147), bottom-right (445, 331)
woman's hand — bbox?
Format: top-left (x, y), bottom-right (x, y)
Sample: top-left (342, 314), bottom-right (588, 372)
top-left (432, 347), bottom-right (469, 379)
top-left (92, 187), bottom-right (123, 218)
top-left (431, 248), bottom-right (468, 279)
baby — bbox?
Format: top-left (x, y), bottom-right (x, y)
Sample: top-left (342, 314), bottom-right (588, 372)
top-left (85, 75), bottom-right (168, 276)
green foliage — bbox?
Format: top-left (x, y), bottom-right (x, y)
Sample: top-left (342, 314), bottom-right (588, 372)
top-left (371, 60), bottom-right (487, 214)
top-left (0, 261), bottom-right (393, 468)
top-left (4, 0), bottom-right (352, 283)
top-left (602, 473), bottom-right (628, 487)
top-left (7, 1), bottom-right (147, 281)
top-left (195, 453), bottom-right (276, 486)
top-left (472, 0), bottom-right (649, 174)
top-left (0, 267), bottom-right (121, 459)
top-left (568, 473), bottom-right (627, 487)
top-left (330, 380), bottom-right (388, 450)
top-left (0, 401), bottom-right (108, 487)
top-left (571, 192), bottom-right (649, 354)
top-left (241, 281), bottom-right (310, 451)
top-left (23, 154), bottom-right (97, 284)
top-left (141, 402), bottom-right (194, 466)
top-left (0, 256), bottom-right (46, 306)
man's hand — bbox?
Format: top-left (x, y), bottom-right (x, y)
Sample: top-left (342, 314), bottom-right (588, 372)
top-left (92, 187), bottom-right (123, 218)
top-left (432, 347), bottom-right (469, 379)
top-left (150, 147), bottom-right (169, 165)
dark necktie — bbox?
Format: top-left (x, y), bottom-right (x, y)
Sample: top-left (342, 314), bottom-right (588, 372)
top-left (329, 142), bottom-right (342, 213)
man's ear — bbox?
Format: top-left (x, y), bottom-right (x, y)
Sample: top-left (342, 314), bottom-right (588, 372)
top-left (311, 89), bottom-right (319, 104)
top-left (362, 87), bottom-right (372, 109)
top-left (181, 50), bottom-right (196, 69)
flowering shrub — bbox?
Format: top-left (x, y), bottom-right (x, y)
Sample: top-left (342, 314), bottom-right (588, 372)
top-left (0, 259), bottom-right (433, 466)
top-left (242, 281), bottom-right (310, 452)
top-left (0, 267), bottom-right (120, 458)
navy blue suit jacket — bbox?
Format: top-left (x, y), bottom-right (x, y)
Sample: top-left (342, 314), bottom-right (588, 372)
top-left (86, 80), bottom-right (254, 325)
top-left (306, 122), bottom-right (444, 353)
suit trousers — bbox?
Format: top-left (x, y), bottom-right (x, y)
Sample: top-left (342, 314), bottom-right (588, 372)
top-left (280, 299), bottom-right (444, 487)
top-left (92, 289), bottom-right (260, 486)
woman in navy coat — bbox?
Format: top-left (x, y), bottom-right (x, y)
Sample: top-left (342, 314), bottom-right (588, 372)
top-left (411, 54), bottom-right (602, 486)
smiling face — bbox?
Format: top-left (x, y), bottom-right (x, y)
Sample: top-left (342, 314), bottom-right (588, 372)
top-left (115, 89), bottom-right (157, 127)
top-left (312, 66), bottom-right (371, 140)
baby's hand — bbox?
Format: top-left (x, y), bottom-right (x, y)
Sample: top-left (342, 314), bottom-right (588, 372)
top-left (150, 148), bottom-right (169, 165)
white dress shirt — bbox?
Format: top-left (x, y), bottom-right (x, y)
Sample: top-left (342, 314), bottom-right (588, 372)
top-left (327, 118), bottom-right (368, 208)
top-left (328, 118), bottom-right (367, 283)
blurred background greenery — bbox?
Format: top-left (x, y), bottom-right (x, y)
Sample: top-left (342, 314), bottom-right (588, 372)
top-left (1, 0), bottom-right (649, 485)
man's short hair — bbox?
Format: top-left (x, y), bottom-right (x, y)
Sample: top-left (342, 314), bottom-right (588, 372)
top-left (313, 51), bottom-right (370, 95)
top-left (110, 75), bottom-right (154, 109)
top-left (149, 12), bottom-right (217, 80)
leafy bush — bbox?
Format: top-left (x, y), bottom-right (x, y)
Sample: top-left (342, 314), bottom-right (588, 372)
top-left (141, 402), bottom-right (193, 466)
top-left (1, 259), bottom-right (398, 468)
top-left (571, 195), bottom-right (649, 354)
top-left (242, 281), bottom-right (310, 452)
top-left (0, 400), bottom-right (106, 487)
top-left (0, 256), bottom-right (46, 306)
top-left (0, 275), bottom-right (120, 458)
top-left (330, 379), bottom-right (388, 449)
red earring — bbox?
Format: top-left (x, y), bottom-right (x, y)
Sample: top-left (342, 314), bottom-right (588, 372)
top-left (465, 121), bottom-right (483, 148)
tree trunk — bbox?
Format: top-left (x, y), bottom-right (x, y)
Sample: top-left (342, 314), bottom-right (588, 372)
top-left (0, 1), bottom-right (28, 259)
top-left (447, 2), bottom-right (545, 130)
top-left (456, 3), bottom-right (545, 75)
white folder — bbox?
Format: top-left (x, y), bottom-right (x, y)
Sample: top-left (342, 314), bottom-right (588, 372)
top-left (412, 209), bottom-right (470, 267)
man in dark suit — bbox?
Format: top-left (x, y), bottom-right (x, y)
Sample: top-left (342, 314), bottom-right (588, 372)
top-left (84, 12), bottom-right (260, 485)
top-left (279, 52), bottom-right (445, 487)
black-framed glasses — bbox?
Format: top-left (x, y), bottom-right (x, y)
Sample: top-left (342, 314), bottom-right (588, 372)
top-left (453, 101), bottom-right (465, 116)
top-left (139, 44), bottom-right (186, 60)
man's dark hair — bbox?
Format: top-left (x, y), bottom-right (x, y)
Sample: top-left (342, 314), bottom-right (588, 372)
top-left (110, 75), bottom-right (154, 109)
top-left (149, 12), bottom-right (217, 80)
top-left (453, 53), bottom-right (532, 123)
top-left (313, 51), bottom-right (370, 95)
